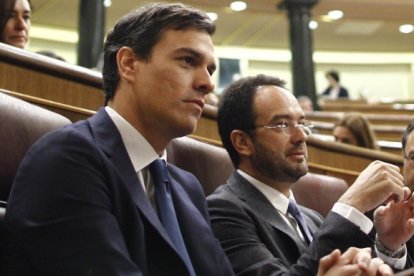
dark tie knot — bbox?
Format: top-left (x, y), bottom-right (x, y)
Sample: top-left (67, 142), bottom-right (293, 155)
top-left (149, 159), bottom-right (169, 183)
top-left (287, 199), bottom-right (301, 217)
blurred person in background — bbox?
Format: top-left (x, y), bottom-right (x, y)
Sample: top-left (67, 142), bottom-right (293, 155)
top-left (321, 70), bottom-right (349, 99)
top-left (333, 112), bottom-right (379, 150)
top-left (0, 0), bottom-right (31, 49)
top-left (297, 95), bottom-right (314, 113)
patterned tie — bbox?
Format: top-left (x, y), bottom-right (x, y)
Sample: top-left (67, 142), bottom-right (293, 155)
top-left (287, 199), bottom-right (313, 244)
top-left (149, 159), bottom-right (196, 276)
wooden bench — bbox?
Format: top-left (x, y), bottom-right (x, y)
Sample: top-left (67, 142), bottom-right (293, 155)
top-left (307, 111), bottom-right (414, 127)
top-left (312, 121), bottom-right (405, 142)
top-left (0, 43), bottom-right (104, 111)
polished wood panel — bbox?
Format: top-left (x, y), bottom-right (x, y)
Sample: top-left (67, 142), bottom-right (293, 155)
top-left (307, 135), bottom-right (403, 172)
top-left (0, 43), bottom-right (104, 111)
top-left (307, 111), bottom-right (414, 127)
top-left (312, 121), bottom-right (405, 142)
top-left (319, 99), bottom-right (414, 115)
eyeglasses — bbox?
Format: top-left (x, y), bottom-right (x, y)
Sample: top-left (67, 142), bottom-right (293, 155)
top-left (250, 120), bottom-right (314, 136)
top-left (404, 152), bottom-right (414, 166)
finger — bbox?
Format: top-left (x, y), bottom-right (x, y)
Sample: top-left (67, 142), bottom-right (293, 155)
top-left (352, 248), bottom-right (372, 270)
top-left (372, 160), bottom-right (402, 178)
top-left (378, 263), bottom-right (394, 276)
top-left (317, 249), bottom-right (341, 275)
top-left (364, 257), bottom-right (384, 276)
top-left (373, 205), bottom-right (386, 220)
top-left (385, 181), bottom-right (406, 203)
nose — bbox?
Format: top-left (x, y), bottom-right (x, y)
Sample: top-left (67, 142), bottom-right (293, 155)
top-left (15, 16), bottom-right (28, 30)
top-left (194, 68), bottom-right (215, 95)
top-left (290, 125), bottom-right (309, 144)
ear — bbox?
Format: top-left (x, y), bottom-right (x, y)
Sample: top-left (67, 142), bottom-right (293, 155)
top-left (116, 47), bottom-right (138, 83)
top-left (230, 130), bottom-right (254, 158)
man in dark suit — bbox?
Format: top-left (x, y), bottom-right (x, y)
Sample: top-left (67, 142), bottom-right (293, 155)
top-left (2, 3), bottom-right (233, 275)
top-left (321, 70), bottom-right (349, 99)
top-left (207, 74), bottom-right (414, 275)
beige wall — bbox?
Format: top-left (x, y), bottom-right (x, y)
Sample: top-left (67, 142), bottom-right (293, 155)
top-left (27, 39), bottom-right (414, 101)
top-left (216, 46), bottom-right (414, 100)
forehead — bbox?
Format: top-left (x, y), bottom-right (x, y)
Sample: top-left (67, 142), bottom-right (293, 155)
top-left (253, 85), bottom-right (302, 119)
top-left (15, 0), bottom-right (31, 10)
top-left (334, 126), bottom-right (354, 137)
top-left (156, 28), bottom-right (214, 55)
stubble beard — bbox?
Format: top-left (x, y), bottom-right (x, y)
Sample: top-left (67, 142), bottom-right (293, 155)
top-left (251, 140), bottom-right (308, 183)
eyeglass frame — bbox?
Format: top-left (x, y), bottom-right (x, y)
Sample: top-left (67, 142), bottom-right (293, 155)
top-left (243, 119), bottom-right (314, 136)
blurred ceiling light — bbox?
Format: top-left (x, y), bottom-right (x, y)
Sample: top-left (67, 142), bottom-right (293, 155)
top-left (328, 10), bottom-right (344, 20)
top-left (207, 12), bottom-right (218, 21)
top-left (309, 20), bottom-right (318, 30)
top-left (399, 24), bottom-right (414, 34)
top-left (103, 0), bottom-right (112, 8)
top-left (230, 1), bottom-right (247, 12)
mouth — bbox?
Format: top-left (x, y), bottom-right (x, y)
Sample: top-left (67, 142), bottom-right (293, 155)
top-left (185, 99), bottom-right (204, 111)
top-left (286, 149), bottom-right (307, 160)
top-left (10, 35), bottom-right (26, 42)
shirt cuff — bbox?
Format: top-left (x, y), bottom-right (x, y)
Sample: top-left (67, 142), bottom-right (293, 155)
top-left (332, 202), bottom-right (373, 234)
top-left (375, 244), bottom-right (407, 270)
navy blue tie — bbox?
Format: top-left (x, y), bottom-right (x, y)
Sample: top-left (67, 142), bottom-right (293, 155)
top-left (149, 159), bottom-right (196, 276)
top-left (287, 199), bottom-right (313, 244)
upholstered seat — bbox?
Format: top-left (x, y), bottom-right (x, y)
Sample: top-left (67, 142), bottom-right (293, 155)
top-left (167, 136), bottom-right (349, 217)
top-left (0, 92), bottom-right (71, 213)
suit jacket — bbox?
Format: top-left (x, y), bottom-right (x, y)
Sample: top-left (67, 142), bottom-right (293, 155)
top-left (322, 86), bottom-right (349, 98)
top-left (207, 172), bottom-right (373, 276)
top-left (2, 108), bottom-right (234, 276)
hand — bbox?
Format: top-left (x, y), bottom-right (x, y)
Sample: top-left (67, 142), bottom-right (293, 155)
top-left (374, 191), bottom-right (414, 251)
top-left (317, 247), bottom-right (393, 276)
top-left (339, 161), bottom-right (405, 213)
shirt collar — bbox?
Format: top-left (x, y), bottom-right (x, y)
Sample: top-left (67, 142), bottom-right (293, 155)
top-left (237, 169), bottom-right (294, 214)
top-left (105, 106), bottom-right (166, 172)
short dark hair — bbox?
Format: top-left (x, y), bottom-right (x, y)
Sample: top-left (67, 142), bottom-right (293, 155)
top-left (102, 3), bottom-right (215, 104)
top-left (0, 0), bottom-right (32, 39)
top-left (402, 119), bottom-right (414, 151)
top-left (326, 70), bottom-right (340, 82)
top-left (218, 74), bottom-right (287, 167)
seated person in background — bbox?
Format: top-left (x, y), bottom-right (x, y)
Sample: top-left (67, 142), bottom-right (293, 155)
top-left (0, 0), bottom-right (31, 49)
top-left (333, 112), bottom-right (379, 150)
top-left (318, 247), bottom-right (393, 276)
top-left (207, 74), bottom-right (414, 275)
top-left (297, 95), bottom-right (314, 113)
top-left (321, 70), bottom-right (349, 99)
top-left (205, 91), bottom-right (219, 106)
top-left (2, 3), bottom-right (234, 275)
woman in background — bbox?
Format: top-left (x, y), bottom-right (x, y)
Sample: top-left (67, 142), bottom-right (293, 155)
top-left (0, 0), bottom-right (31, 49)
top-left (333, 112), bottom-right (379, 150)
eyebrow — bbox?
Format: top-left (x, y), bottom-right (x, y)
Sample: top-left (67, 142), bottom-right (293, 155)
top-left (267, 114), bottom-right (306, 122)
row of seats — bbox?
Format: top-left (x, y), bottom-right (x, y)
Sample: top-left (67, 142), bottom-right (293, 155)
top-left (0, 92), bottom-right (349, 250)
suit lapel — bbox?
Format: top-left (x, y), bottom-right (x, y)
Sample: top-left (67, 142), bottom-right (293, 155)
top-left (228, 172), bottom-right (308, 250)
top-left (87, 109), bottom-right (176, 248)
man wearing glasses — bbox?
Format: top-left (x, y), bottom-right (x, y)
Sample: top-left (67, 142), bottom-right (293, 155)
top-left (207, 74), bottom-right (414, 275)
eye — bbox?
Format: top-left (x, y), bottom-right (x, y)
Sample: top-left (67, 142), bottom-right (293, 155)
top-left (183, 56), bottom-right (195, 65)
top-left (275, 121), bottom-right (289, 128)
